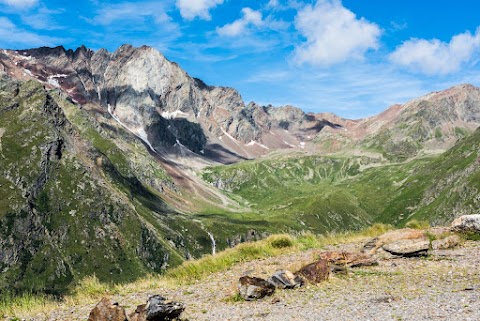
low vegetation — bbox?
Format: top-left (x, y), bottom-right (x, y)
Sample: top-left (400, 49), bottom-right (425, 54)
top-left (0, 224), bottom-right (392, 318)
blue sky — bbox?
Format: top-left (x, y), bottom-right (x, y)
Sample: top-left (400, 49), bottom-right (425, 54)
top-left (1, 0), bottom-right (480, 118)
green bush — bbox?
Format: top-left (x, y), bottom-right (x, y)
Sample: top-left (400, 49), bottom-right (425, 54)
top-left (268, 235), bottom-right (295, 249)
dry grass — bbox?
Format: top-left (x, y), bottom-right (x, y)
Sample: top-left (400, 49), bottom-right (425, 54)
top-left (0, 224), bottom-right (393, 319)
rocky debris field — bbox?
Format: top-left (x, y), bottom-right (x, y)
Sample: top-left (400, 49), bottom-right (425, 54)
top-left (20, 223), bottom-right (480, 321)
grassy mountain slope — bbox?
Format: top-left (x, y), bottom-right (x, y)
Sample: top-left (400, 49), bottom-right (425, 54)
top-left (378, 127), bottom-right (480, 225)
top-left (0, 78), bottom-right (182, 294)
top-left (203, 127), bottom-right (480, 230)
top-left (0, 77), bottom-right (248, 294)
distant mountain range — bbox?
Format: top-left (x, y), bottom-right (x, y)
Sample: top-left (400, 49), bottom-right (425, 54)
top-left (1, 45), bottom-right (479, 294)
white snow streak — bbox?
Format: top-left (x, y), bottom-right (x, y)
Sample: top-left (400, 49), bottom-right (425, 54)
top-left (246, 140), bottom-right (269, 149)
top-left (107, 104), bottom-right (157, 153)
top-left (162, 110), bottom-right (189, 119)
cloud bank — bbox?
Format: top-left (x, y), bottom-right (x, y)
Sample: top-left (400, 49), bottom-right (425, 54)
top-left (176, 0), bottom-right (223, 20)
top-left (390, 27), bottom-right (480, 75)
top-left (293, 0), bottom-right (381, 66)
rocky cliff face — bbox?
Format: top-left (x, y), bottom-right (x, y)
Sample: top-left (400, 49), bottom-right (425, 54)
top-left (0, 45), bottom-right (326, 163)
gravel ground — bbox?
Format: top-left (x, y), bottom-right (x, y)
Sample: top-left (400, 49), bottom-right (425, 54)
top-left (19, 239), bottom-right (480, 321)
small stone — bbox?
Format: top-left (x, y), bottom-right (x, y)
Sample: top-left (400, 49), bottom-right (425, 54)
top-left (238, 276), bottom-right (275, 301)
top-left (432, 234), bottom-right (461, 250)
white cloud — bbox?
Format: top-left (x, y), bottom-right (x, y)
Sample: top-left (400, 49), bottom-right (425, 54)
top-left (85, 2), bottom-right (181, 51)
top-left (21, 7), bottom-right (65, 30)
top-left (217, 8), bottom-right (263, 37)
top-left (90, 2), bottom-right (174, 27)
top-left (389, 27), bottom-right (480, 75)
top-left (0, 17), bottom-right (62, 47)
top-left (0, 0), bottom-right (37, 9)
top-left (293, 0), bottom-right (381, 66)
top-left (176, 0), bottom-right (223, 20)
top-left (265, 0), bottom-right (303, 11)
top-left (267, 0), bottom-right (279, 8)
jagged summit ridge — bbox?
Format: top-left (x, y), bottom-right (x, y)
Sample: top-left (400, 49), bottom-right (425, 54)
top-left (0, 45), bottom-right (322, 162)
top-left (1, 44), bottom-right (480, 163)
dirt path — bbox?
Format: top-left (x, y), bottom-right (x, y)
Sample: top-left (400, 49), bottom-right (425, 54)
top-left (23, 240), bottom-right (480, 321)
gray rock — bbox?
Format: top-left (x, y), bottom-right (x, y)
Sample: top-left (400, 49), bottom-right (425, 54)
top-left (451, 215), bottom-right (480, 233)
top-left (382, 239), bottom-right (430, 257)
top-left (267, 270), bottom-right (304, 289)
top-left (145, 295), bottom-right (185, 321)
top-left (362, 228), bottom-right (426, 255)
top-left (238, 276), bottom-right (275, 301)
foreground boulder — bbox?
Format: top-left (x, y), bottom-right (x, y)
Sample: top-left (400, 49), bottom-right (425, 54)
top-left (87, 297), bottom-right (127, 321)
top-left (451, 215), bottom-right (480, 233)
top-left (238, 276), bottom-right (275, 301)
top-left (129, 295), bottom-right (185, 321)
top-left (148, 295), bottom-right (185, 321)
top-left (319, 251), bottom-right (378, 268)
top-left (295, 259), bottom-right (330, 284)
top-left (382, 239), bottom-right (430, 257)
top-left (362, 228), bottom-right (426, 255)
top-left (267, 270), bottom-right (304, 289)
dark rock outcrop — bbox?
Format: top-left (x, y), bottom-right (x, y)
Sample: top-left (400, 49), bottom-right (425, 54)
top-left (145, 295), bottom-right (185, 321)
top-left (128, 295), bottom-right (185, 321)
top-left (295, 259), bottom-right (330, 284)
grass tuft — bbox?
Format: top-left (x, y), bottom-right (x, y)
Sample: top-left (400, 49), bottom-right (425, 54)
top-left (268, 234), bottom-right (295, 249)
top-left (222, 292), bottom-right (245, 303)
top-left (71, 275), bottom-right (110, 299)
top-left (0, 292), bottom-right (58, 320)
top-left (459, 231), bottom-right (480, 241)
top-left (363, 223), bottom-right (394, 236)
top-left (405, 219), bottom-right (430, 230)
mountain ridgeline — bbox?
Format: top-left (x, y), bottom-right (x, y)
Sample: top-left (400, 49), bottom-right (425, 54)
top-left (0, 45), bottom-right (479, 295)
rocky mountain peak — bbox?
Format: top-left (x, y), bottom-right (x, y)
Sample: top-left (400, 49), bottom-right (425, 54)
top-left (8, 44), bottom-right (331, 161)
top-left (1, 44), bottom-right (480, 163)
